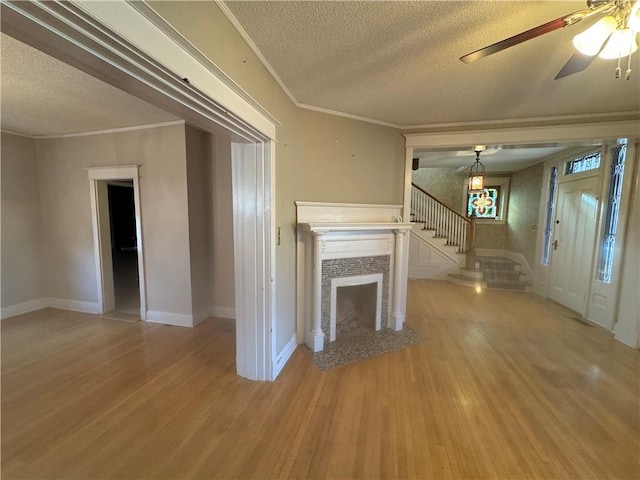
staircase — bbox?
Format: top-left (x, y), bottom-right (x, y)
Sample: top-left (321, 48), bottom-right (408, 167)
top-left (409, 184), bottom-right (469, 279)
top-left (410, 183), bottom-right (470, 253)
top-left (448, 256), bottom-right (532, 292)
top-left (409, 183), bottom-right (532, 291)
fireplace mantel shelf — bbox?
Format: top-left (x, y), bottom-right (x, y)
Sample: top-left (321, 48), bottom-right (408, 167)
top-left (300, 222), bottom-right (413, 234)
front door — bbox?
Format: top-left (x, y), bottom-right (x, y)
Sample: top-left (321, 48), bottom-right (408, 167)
top-left (548, 175), bottom-right (600, 313)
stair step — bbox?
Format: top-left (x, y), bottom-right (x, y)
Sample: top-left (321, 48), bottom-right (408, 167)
top-left (448, 274), bottom-right (486, 288)
top-left (483, 270), bottom-right (525, 282)
top-left (458, 268), bottom-right (484, 280)
top-left (485, 280), bottom-right (532, 292)
top-left (477, 256), bottom-right (521, 271)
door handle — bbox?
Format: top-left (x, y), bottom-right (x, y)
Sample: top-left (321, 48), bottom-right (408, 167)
top-left (553, 240), bottom-right (559, 251)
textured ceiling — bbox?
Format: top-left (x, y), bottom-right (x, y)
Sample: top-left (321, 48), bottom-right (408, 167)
top-left (0, 33), bottom-right (179, 137)
top-left (224, 0), bottom-right (640, 127)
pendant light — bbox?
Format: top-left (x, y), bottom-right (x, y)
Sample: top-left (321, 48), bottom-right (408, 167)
top-left (468, 146), bottom-right (486, 194)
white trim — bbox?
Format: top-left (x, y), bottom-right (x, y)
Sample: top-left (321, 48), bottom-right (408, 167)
top-left (232, 141), bottom-right (275, 381)
top-left (296, 103), bottom-right (398, 128)
top-left (215, 1), bottom-right (297, 111)
top-left (87, 165), bottom-right (147, 320)
top-left (73, 0), bottom-right (276, 140)
top-left (0, 129), bottom-right (34, 138)
top-left (47, 298), bottom-right (101, 314)
top-left (272, 334), bottom-right (297, 380)
top-left (1, 298), bottom-right (103, 319)
top-left (330, 273), bottom-right (383, 342)
top-left (402, 111), bottom-right (640, 132)
top-left (211, 306), bottom-right (236, 319)
top-left (1, 299), bottom-right (49, 319)
top-left (131, 1), bottom-right (280, 128)
top-left (34, 120), bottom-right (184, 139)
top-left (404, 120), bottom-right (640, 149)
top-left (146, 310), bottom-right (193, 327)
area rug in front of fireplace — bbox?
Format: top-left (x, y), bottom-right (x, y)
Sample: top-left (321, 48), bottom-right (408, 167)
top-left (305, 326), bottom-right (424, 371)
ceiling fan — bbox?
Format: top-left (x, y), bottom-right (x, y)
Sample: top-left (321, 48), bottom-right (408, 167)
top-left (460, 0), bottom-right (640, 79)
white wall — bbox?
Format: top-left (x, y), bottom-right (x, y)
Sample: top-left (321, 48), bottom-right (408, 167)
top-left (34, 124), bottom-right (193, 317)
top-left (1, 133), bottom-right (44, 310)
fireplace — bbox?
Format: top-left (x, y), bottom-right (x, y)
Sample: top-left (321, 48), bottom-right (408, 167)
top-left (296, 202), bottom-right (412, 352)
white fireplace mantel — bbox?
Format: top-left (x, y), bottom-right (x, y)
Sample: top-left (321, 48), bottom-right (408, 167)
top-left (300, 222), bottom-right (413, 234)
top-left (295, 202), bottom-right (413, 351)
top-left (297, 220), bottom-right (413, 352)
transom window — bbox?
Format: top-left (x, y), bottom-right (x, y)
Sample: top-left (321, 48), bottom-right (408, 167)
top-left (468, 187), bottom-right (501, 219)
top-left (565, 152), bottom-right (601, 175)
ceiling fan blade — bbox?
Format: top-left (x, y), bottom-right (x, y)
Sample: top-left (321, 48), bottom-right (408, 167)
top-left (460, 8), bottom-right (595, 64)
top-left (554, 51), bottom-right (599, 79)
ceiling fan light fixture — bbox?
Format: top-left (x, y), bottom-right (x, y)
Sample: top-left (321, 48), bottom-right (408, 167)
top-left (628, 1), bottom-right (640, 32)
top-left (598, 27), bottom-right (639, 59)
top-left (573, 15), bottom-right (617, 55)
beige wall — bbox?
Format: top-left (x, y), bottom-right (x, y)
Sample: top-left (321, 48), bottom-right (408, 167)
top-left (210, 134), bottom-right (235, 313)
top-left (34, 124), bottom-right (193, 315)
top-left (507, 163), bottom-right (544, 268)
top-left (1, 133), bottom-right (44, 307)
top-left (412, 167), bottom-right (465, 213)
top-left (185, 125), bottom-right (211, 321)
top-left (185, 126), bottom-right (236, 319)
top-left (148, 1), bottom-right (405, 352)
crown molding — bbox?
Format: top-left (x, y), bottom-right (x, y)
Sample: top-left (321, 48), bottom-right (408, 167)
top-left (216, 0), bottom-right (298, 110)
top-left (3, 120), bottom-right (185, 140)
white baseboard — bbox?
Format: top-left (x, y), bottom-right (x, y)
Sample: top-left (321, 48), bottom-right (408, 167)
top-left (146, 310), bottom-right (193, 327)
top-left (1, 298), bottom-right (49, 319)
top-left (211, 306), bottom-right (235, 319)
top-left (1, 297), bottom-right (101, 320)
top-left (48, 297), bottom-right (101, 314)
top-left (272, 334), bottom-right (297, 380)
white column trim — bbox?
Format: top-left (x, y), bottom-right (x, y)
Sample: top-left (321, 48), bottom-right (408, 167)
top-left (391, 229), bottom-right (407, 331)
top-left (309, 232), bottom-right (326, 352)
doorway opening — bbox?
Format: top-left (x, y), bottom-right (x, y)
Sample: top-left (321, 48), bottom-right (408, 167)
top-left (107, 181), bottom-right (140, 315)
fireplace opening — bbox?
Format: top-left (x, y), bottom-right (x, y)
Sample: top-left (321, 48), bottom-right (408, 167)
top-left (336, 282), bottom-right (377, 339)
top-left (329, 272), bottom-right (383, 343)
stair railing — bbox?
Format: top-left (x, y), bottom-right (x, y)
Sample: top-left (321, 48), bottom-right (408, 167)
top-left (411, 183), bottom-right (471, 253)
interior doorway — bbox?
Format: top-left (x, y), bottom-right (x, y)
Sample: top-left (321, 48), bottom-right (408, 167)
top-left (107, 181), bottom-right (140, 315)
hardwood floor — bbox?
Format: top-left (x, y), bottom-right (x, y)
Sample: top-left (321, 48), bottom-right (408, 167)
top-left (2, 280), bottom-right (639, 479)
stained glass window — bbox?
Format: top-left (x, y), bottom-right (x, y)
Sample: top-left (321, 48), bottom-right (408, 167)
top-left (468, 187), bottom-right (500, 218)
top-left (542, 166), bottom-right (558, 265)
top-left (565, 152), bottom-right (601, 175)
top-left (597, 144), bottom-right (626, 283)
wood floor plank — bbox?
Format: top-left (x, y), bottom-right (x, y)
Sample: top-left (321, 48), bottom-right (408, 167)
top-left (2, 281), bottom-right (639, 479)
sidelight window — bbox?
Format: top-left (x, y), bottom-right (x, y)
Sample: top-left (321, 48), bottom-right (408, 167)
top-left (597, 144), bottom-right (626, 283)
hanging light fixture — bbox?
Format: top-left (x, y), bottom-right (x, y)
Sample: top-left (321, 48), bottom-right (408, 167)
top-left (468, 145), bottom-right (486, 194)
